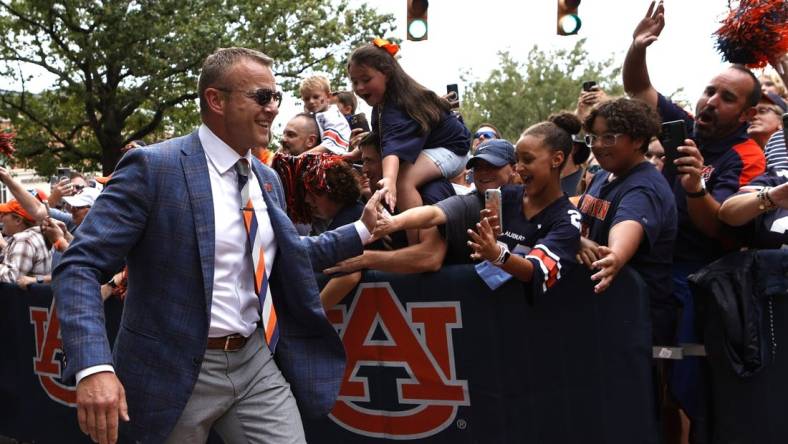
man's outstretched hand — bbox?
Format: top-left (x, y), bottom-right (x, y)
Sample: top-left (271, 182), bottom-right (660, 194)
top-left (76, 371), bottom-right (129, 444)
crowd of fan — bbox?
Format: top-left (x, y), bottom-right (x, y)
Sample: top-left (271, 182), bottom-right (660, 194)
top-left (1, 2), bottom-right (787, 441)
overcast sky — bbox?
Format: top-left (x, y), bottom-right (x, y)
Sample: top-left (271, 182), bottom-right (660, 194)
top-left (9, 0), bottom-right (764, 137)
top-left (347, 0), bottom-right (732, 100)
top-left (302, 0), bottom-right (738, 131)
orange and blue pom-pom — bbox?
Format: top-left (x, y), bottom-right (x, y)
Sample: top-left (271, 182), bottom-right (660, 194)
top-left (714, 0), bottom-right (788, 68)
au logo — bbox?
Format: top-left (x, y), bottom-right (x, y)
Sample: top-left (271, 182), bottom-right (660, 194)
top-left (29, 299), bottom-right (76, 407)
top-left (326, 283), bottom-right (469, 439)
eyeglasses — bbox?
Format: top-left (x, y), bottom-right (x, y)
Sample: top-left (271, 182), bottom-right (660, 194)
top-left (584, 133), bottom-right (624, 148)
top-left (755, 105), bottom-right (782, 116)
top-left (474, 131), bottom-right (497, 140)
top-left (217, 87), bottom-right (282, 108)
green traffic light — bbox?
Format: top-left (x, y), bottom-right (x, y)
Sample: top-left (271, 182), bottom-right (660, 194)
top-left (408, 18), bottom-right (428, 40)
top-left (559, 14), bottom-right (581, 35)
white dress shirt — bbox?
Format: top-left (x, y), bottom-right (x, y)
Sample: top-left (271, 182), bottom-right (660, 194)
top-left (199, 124), bottom-right (276, 338)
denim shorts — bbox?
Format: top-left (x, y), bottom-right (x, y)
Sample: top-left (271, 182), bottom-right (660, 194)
top-left (423, 147), bottom-right (471, 179)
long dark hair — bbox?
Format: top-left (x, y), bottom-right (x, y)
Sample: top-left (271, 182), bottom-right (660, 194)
top-left (348, 44), bottom-right (450, 134)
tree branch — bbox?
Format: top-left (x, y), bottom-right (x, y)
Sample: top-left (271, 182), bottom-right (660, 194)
top-left (125, 92), bottom-right (198, 142)
top-left (0, 92), bottom-right (76, 152)
top-left (0, 1), bottom-right (80, 64)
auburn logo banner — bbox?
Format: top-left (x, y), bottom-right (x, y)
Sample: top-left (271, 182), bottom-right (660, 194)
top-left (326, 283), bottom-right (470, 440)
top-left (29, 299), bottom-right (76, 407)
top-left (3, 266), bottom-right (659, 444)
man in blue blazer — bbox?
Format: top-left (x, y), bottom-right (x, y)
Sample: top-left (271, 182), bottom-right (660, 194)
top-left (53, 48), bottom-right (380, 444)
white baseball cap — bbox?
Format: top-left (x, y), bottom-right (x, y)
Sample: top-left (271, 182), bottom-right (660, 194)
top-left (63, 187), bottom-right (100, 208)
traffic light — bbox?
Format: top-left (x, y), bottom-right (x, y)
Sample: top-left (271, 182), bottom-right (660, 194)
top-left (407, 0), bottom-right (428, 41)
top-left (557, 0), bottom-right (581, 35)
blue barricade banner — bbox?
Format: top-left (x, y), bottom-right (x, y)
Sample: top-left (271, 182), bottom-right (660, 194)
top-left (1, 265), bottom-right (657, 443)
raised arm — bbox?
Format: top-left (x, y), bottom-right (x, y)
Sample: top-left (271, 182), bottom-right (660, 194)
top-left (623, 0), bottom-right (664, 109)
top-left (0, 167), bottom-right (48, 221)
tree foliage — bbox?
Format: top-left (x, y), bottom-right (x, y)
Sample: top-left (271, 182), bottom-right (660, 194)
top-left (459, 39), bottom-right (624, 142)
top-left (0, 0), bottom-right (394, 174)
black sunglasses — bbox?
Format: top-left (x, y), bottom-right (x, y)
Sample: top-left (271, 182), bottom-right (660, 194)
top-left (217, 87), bottom-right (282, 108)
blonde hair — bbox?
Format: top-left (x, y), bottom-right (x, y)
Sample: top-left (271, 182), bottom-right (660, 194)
top-left (300, 75), bottom-right (331, 98)
top-left (760, 71), bottom-right (787, 97)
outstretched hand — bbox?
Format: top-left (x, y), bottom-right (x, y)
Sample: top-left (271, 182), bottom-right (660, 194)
top-left (467, 215), bottom-right (501, 262)
top-left (371, 205), bottom-right (396, 241)
top-left (324, 253), bottom-right (367, 275)
top-left (632, 0), bottom-right (665, 50)
top-left (577, 236), bottom-right (601, 269)
top-left (590, 246), bottom-right (624, 294)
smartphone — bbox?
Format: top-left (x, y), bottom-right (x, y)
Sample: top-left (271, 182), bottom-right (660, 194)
top-left (349, 113), bottom-right (370, 132)
top-left (446, 83), bottom-right (460, 108)
top-left (484, 188), bottom-right (503, 237)
top-left (582, 80), bottom-right (597, 92)
top-left (660, 119), bottom-right (688, 181)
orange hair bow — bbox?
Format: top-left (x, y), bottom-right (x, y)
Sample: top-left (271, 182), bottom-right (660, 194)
top-left (372, 38), bottom-right (399, 57)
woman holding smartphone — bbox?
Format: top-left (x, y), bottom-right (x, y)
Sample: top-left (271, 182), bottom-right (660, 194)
top-left (376, 114), bottom-right (582, 295)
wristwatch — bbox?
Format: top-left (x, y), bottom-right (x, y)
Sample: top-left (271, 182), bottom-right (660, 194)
top-left (35, 276), bottom-right (44, 284)
top-left (686, 178), bottom-right (707, 198)
top-left (493, 241), bottom-right (511, 266)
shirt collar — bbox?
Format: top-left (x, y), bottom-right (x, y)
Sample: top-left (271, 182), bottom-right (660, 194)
top-left (695, 123), bottom-right (750, 156)
top-left (198, 124), bottom-right (254, 175)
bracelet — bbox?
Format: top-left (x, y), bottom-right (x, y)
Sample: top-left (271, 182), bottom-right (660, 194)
top-left (686, 187), bottom-right (707, 198)
top-left (53, 238), bottom-right (69, 252)
top-left (757, 186), bottom-right (777, 211)
top-left (492, 241), bottom-right (510, 266)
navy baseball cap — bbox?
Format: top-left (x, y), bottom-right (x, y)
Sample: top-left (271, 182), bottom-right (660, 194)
top-left (466, 139), bottom-right (516, 168)
top-left (763, 91), bottom-right (787, 113)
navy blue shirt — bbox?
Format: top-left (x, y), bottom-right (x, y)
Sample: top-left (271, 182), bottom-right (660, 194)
top-left (371, 102), bottom-right (471, 164)
top-left (734, 171), bottom-right (788, 249)
top-left (578, 161), bottom-right (678, 308)
top-left (657, 93), bottom-right (765, 262)
top-left (499, 185), bottom-right (581, 296)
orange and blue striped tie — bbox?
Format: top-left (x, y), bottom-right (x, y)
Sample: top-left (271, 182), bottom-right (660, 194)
top-left (236, 159), bottom-right (279, 352)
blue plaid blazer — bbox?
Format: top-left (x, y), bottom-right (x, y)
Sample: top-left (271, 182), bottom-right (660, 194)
top-left (53, 131), bottom-right (355, 443)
